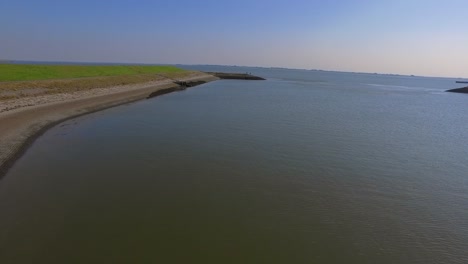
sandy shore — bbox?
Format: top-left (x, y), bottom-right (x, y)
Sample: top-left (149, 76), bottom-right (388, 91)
top-left (0, 71), bottom-right (218, 176)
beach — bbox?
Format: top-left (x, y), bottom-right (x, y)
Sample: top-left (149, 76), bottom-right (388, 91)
top-left (0, 71), bottom-right (218, 176)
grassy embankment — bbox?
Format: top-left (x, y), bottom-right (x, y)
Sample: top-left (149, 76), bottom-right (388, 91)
top-left (0, 64), bottom-right (190, 100)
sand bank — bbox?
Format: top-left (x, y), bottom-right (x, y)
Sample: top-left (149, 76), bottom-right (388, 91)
top-left (0, 72), bottom-right (218, 177)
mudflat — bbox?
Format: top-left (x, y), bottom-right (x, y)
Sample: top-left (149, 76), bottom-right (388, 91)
top-left (0, 71), bottom-right (218, 176)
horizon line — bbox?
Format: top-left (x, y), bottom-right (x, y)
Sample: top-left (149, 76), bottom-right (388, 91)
top-left (2, 59), bottom-right (467, 80)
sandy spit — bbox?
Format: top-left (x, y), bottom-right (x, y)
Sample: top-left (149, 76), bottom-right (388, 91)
top-left (0, 72), bottom-right (218, 177)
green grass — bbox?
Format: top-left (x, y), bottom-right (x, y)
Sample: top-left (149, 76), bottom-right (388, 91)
top-left (0, 64), bottom-right (185, 82)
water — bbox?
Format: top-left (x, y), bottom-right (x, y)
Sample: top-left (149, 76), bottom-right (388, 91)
top-left (1, 67), bottom-right (468, 263)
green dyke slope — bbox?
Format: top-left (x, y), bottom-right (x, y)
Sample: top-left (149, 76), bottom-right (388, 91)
top-left (0, 64), bottom-right (184, 82)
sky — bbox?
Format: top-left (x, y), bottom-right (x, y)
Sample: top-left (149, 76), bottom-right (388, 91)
top-left (1, 0), bottom-right (468, 77)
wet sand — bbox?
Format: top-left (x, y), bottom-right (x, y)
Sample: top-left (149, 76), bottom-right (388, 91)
top-left (0, 72), bottom-right (218, 176)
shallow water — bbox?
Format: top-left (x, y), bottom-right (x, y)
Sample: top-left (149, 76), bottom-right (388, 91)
top-left (1, 67), bottom-right (468, 263)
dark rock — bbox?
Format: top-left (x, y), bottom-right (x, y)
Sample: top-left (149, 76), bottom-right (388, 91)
top-left (205, 72), bottom-right (265, 80)
top-left (147, 87), bottom-right (184, 99)
top-left (147, 81), bottom-right (207, 99)
top-left (174, 80), bottom-right (206, 87)
top-left (446, 86), bottom-right (468, 94)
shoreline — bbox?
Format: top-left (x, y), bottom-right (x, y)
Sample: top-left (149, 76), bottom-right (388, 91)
top-left (0, 72), bottom-right (218, 178)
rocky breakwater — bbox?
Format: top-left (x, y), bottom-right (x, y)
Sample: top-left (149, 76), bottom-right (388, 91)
top-left (147, 80), bottom-right (207, 99)
top-left (446, 86), bottom-right (468, 94)
top-left (206, 72), bottom-right (266, 80)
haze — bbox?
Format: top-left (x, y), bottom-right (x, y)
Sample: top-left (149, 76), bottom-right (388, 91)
top-left (2, 0), bottom-right (468, 77)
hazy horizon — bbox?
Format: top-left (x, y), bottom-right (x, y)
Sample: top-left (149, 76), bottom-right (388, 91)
top-left (2, 0), bottom-right (468, 78)
top-left (4, 59), bottom-right (467, 80)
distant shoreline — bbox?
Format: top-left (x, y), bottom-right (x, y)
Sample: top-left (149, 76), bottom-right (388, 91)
top-left (0, 71), bottom-right (218, 178)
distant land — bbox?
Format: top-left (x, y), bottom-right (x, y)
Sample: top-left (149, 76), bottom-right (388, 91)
top-left (5, 60), bottom-right (468, 79)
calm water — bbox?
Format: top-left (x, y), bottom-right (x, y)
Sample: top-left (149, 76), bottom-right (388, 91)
top-left (1, 67), bottom-right (468, 263)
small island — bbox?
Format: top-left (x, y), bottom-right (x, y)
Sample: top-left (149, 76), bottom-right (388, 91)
top-left (446, 86), bottom-right (468, 94)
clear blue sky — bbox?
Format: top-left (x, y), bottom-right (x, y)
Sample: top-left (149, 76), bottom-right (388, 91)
top-left (1, 0), bottom-right (468, 77)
